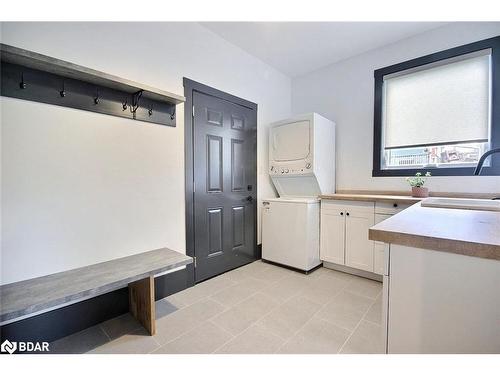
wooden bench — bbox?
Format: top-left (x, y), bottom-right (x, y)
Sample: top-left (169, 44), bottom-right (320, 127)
top-left (0, 248), bottom-right (192, 335)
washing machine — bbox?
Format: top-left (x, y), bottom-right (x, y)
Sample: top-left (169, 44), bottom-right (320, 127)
top-left (262, 197), bottom-right (320, 271)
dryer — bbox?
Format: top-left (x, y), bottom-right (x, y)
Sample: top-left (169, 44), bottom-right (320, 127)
top-left (269, 112), bottom-right (335, 197)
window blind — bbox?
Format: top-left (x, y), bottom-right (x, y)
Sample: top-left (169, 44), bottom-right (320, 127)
top-left (383, 50), bottom-right (491, 150)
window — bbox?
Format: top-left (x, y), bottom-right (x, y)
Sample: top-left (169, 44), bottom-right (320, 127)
top-left (373, 36), bottom-right (500, 176)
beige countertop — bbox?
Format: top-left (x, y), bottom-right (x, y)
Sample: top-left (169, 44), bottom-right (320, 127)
top-left (320, 193), bottom-right (422, 204)
top-left (320, 190), bottom-right (499, 204)
top-left (369, 202), bottom-right (500, 261)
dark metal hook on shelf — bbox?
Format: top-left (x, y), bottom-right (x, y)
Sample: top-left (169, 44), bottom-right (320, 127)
top-left (130, 90), bottom-right (143, 115)
top-left (94, 89), bottom-right (100, 105)
top-left (126, 90), bottom-right (144, 120)
top-left (148, 107), bottom-right (153, 117)
top-left (60, 81), bottom-right (66, 97)
top-left (170, 107), bottom-right (175, 120)
top-left (19, 73), bottom-right (26, 89)
top-left (122, 99), bottom-right (128, 111)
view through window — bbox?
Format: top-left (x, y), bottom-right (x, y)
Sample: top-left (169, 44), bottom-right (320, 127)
top-left (383, 142), bottom-right (489, 169)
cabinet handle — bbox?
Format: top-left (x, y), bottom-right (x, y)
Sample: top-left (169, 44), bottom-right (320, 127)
top-left (340, 212), bottom-right (344, 216)
top-left (346, 212), bottom-right (350, 216)
top-left (393, 203), bottom-right (398, 208)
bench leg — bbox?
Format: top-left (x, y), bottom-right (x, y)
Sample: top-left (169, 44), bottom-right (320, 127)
top-left (128, 276), bottom-right (156, 335)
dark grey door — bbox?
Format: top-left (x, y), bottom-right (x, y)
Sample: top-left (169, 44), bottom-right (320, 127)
top-left (192, 90), bottom-right (257, 282)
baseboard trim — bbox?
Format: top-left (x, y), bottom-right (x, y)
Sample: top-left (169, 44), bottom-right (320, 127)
top-left (323, 261), bottom-right (383, 282)
top-left (0, 264), bottom-right (194, 343)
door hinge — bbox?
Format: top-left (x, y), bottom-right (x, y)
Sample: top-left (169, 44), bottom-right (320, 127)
top-left (193, 182), bottom-right (196, 193)
top-left (192, 105), bottom-right (195, 117)
top-left (193, 256), bottom-right (197, 268)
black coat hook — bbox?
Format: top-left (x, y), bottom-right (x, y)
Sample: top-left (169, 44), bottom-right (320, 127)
top-left (122, 99), bottom-right (128, 111)
top-left (131, 90), bottom-right (143, 115)
top-left (19, 73), bottom-right (26, 89)
top-left (148, 107), bottom-right (153, 117)
top-left (60, 82), bottom-right (66, 97)
top-left (170, 107), bottom-right (175, 120)
top-left (94, 89), bottom-right (100, 105)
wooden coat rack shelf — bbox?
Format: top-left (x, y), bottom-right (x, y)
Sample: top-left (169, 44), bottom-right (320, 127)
top-left (0, 44), bottom-right (185, 126)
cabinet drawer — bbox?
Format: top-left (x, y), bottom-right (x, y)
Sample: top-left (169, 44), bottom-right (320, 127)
top-left (375, 201), bottom-right (413, 215)
top-left (322, 200), bottom-right (374, 213)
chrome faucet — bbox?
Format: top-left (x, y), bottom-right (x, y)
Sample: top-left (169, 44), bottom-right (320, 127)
top-left (473, 148), bottom-right (500, 175)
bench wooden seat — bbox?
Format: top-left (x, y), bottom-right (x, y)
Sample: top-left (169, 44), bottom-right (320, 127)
top-left (0, 248), bottom-right (192, 335)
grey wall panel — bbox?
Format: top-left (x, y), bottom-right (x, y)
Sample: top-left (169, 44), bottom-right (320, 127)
top-left (1, 62), bottom-right (177, 127)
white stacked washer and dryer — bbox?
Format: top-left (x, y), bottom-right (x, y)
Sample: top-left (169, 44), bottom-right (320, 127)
top-left (262, 113), bottom-right (336, 272)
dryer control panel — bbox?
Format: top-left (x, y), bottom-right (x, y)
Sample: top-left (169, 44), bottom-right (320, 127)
top-left (269, 160), bottom-right (313, 175)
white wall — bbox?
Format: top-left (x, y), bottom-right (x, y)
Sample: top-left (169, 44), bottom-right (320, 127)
top-left (292, 22), bottom-right (500, 194)
top-left (0, 22), bottom-right (290, 284)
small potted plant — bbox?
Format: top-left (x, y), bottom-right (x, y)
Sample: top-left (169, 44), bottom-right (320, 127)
top-left (407, 172), bottom-right (431, 198)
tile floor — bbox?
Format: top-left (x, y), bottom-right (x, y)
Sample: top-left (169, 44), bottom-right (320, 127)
top-left (49, 261), bottom-right (384, 354)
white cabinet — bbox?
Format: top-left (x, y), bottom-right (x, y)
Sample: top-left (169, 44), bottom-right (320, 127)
top-left (345, 210), bottom-right (375, 272)
top-left (320, 207), bottom-right (345, 264)
top-left (320, 199), bottom-right (413, 275)
top-left (373, 203), bottom-right (411, 274)
top-left (386, 244), bottom-right (500, 353)
top-left (373, 243), bottom-right (386, 275)
top-left (320, 200), bottom-right (374, 272)
top-left (373, 213), bottom-right (392, 275)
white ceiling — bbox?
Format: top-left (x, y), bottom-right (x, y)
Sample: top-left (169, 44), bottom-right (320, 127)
top-left (201, 22), bottom-right (447, 77)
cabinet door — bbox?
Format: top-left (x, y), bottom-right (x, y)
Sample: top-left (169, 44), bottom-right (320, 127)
top-left (373, 214), bottom-right (392, 275)
top-left (320, 209), bottom-right (345, 265)
top-left (345, 210), bottom-right (375, 272)
top-left (373, 242), bottom-right (387, 275)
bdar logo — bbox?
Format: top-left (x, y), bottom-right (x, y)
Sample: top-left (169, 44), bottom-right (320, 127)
top-left (0, 340), bottom-right (49, 354)
top-left (1, 340), bottom-right (17, 354)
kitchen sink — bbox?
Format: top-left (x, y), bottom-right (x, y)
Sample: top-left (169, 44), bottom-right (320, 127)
top-left (421, 197), bottom-right (500, 212)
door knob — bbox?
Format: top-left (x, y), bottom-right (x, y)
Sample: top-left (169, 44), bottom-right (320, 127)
top-left (245, 196), bottom-right (254, 203)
